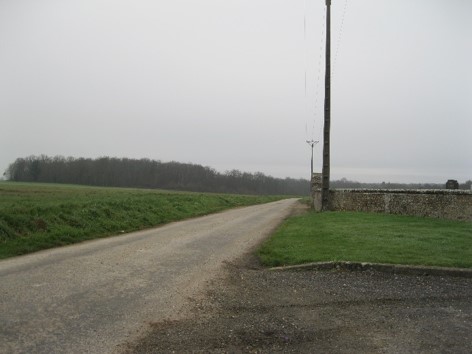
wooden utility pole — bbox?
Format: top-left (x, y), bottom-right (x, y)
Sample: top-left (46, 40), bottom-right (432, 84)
top-left (307, 139), bottom-right (319, 208)
top-left (321, 0), bottom-right (331, 211)
top-left (306, 139), bottom-right (319, 179)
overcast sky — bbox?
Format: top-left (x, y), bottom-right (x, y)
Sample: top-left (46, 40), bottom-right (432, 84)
top-left (1, 0), bottom-right (471, 183)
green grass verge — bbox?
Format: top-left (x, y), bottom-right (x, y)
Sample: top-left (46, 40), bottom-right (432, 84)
top-left (258, 210), bottom-right (472, 268)
top-left (0, 182), bottom-right (287, 259)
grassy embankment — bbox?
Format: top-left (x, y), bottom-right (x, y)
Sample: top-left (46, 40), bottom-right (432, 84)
top-left (0, 182), bottom-right (287, 259)
top-left (259, 209), bottom-right (472, 268)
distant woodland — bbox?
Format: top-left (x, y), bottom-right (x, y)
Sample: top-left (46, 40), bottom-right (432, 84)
top-left (4, 155), bottom-right (309, 195)
top-left (4, 155), bottom-right (471, 195)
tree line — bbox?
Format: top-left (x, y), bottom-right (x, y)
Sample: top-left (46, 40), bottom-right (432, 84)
top-left (4, 155), bottom-right (310, 196)
top-left (5, 155), bottom-right (470, 194)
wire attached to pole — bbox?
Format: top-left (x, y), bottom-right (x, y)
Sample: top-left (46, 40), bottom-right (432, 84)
top-left (303, 0), bottom-right (325, 172)
top-left (333, 0), bottom-right (348, 77)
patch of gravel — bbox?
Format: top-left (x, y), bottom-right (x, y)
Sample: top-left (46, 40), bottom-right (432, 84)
top-left (125, 255), bottom-right (472, 353)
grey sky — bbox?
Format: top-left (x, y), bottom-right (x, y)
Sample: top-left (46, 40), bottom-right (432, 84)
top-left (1, 0), bottom-right (471, 183)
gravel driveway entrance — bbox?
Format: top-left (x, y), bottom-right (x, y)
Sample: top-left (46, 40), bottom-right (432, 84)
top-left (126, 256), bottom-right (472, 353)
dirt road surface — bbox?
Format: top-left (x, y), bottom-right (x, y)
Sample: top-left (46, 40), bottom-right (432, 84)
top-left (0, 199), bottom-right (299, 353)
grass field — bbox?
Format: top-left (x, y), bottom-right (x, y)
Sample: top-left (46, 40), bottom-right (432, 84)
top-left (0, 182), bottom-right (286, 259)
top-left (258, 210), bottom-right (472, 268)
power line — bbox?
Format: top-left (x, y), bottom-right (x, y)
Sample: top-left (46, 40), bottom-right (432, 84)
top-left (304, 2), bottom-right (326, 128)
top-left (314, 8), bottom-right (326, 145)
top-left (304, 0), bottom-right (326, 169)
top-left (333, 0), bottom-right (349, 76)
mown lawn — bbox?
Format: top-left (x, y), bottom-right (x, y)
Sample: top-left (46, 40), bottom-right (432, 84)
top-left (258, 210), bottom-right (472, 268)
top-left (0, 182), bottom-right (286, 259)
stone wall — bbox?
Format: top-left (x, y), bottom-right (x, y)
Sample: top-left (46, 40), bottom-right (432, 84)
top-left (311, 187), bottom-right (472, 221)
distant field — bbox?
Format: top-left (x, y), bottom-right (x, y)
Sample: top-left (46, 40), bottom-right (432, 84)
top-left (0, 182), bottom-right (286, 259)
top-left (259, 211), bottom-right (472, 269)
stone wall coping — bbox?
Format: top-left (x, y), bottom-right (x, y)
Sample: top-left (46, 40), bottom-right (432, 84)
top-left (331, 188), bottom-right (472, 195)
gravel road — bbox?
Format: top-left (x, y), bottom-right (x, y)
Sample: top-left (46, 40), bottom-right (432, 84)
top-left (0, 199), bottom-right (299, 353)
